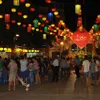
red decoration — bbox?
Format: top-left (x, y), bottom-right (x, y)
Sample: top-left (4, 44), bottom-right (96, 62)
top-left (30, 8), bottom-right (35, 12)
top-left (72, 29), bottom-right (90, 49)
top-left (77, 17), bottom-right (82, 27)
top-left (5, 14), bottom-right (10, 22)
top-left (41, 24), bottom-right (45, 27)
top-left (18, 12), bottom-right (22, 16)
top-left (22, 24), bottom-right (26, 27)
top-left (45, 0), bottom-right (51, 3)
top-left (20, 0), bottom-right (25, 3)
top-left (6, 24), bottom-right (10, 30)
top-left (27, 24), bottom-right (32, 32)
top-left (56, 15), bottom-right (60, 18)
top-left (11, 20), bottom-right (16, 24)
top-left (46, 20), bottom-right (49, 23)
top-left (40, 30), bottom-right (43, 33)
top-left (51, 8), bottom-right (56, 12)
top-left (38, 14), bottom-right (43, 18)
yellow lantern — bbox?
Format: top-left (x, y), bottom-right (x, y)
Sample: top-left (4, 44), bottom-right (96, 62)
top-left (50, 32), bottom-right (53, 35)
top-left (54, 11), bottom-right (59, 15)
top-left (43, 34), bottom-right (46, 39)
top-left (0, 0), bottom-right (2, 4)
top-left (17, 22), bottom-right (21, 26)
top-left (38, 22), bottom-right (41, 25)
top-left (11, 8), bottom-right (16, 12)
top-left (97, 15), bottom-right (100, 18)
top-left (75, 4), bottom-right (81, 14)
top-left (32, 27), bottom-right (35, 30)
top-left (51, 24), bottom-right (55, 27)
top-left (23, 15), bottom-right (28, 19)
top-left (0, 15), bottom-right (3, 18)
top-left (42, 17), bottom-right (46, 21)
top-left (25, 3), bottom-right (31, 7)
top-left (13, 0), bottom-right (20, 6)
top-left (36, 28), bottom-right (39, 32)
top-left (54, 30), bottom-right (57, 32)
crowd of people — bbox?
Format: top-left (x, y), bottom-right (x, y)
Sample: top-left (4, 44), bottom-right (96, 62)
top-left (0, 55), bottom-right (100, 91)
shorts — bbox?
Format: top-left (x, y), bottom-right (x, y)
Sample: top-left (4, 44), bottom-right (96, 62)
top-left (19, 70), bottom-right (29, 78)
top-left (91, 73), bottom-right (95, 80)
top-left (9, 72), bottom-right (17, 82)
top-left (84, 72), bottom-right (89, 77)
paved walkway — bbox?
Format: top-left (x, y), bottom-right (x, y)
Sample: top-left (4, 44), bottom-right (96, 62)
top-left (0, 72), bottom-right (100, 100)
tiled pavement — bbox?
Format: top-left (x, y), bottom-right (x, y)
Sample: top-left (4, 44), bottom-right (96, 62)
top-left (0, 72), bottom-right (100, 100)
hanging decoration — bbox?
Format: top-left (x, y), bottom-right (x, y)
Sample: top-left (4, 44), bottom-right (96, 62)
top-left (43, 34), bottom-right (46, 39)
top-left (27, 24), bottom-right (32, 32)
top-left (72, 28), bottom-right (90, 49)
top-left (30, 8), bottom-right (35, 12)
top-left (0, 15), bottom-right (3, 18)
top-left (45, 0), bottom-right (51, 3)
top-left (0, 0), bottom-right (2, 4)
top-left (13, 0), bottom-right (20, 6)
top-left (48, 12), bottom-right (53, 22)
top-left (94, 24), bottom-right (98, 32)
top-left (44, 26), bottom-right (48, 33)
top-left (77, 17), bottom-right (82, 27)
top-left (25, 3), bottom-right (31, 8)
top-left (5, 14), bottom-right (10, 23)
top-left (20, 0), bottom-right (25, 3)
top-left (33, 19), bottom-right (39, 28)
top-left (18, 12), bottom-right (22, 16)
top-left (75, 4), bottom-right (81, 14)
top-left (11, 20), bottom-right (16, 24)
top-left (6, 24), bottom-right (10, 30)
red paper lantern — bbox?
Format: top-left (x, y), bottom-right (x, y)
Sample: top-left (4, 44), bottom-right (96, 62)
top-left (56, 15), bottom-right (60, 18)
top-left (20, 0), bottom-right (25, 3)
top-left (30, 8), bottom-right (35, 12)
top-left (77, 17), bottom-right (82, 27)
top-left (38, 14), bottom-right (43, 18)
top-left (45, 20), bottom-right (49, 23)
top-left (51, 8), bottom-right (56, 12)
top-left (72, 29), bottom-right (90, 49)
top-left (6, 24), bottom-right (10, 30)
top-left (40, 30), bottom-right (43, 33)
top-left (41, 24), bottom-right (44, 27)
top-left (11, 20), bottom-right (16, 24)
top-left (22, 24), bottom-right (26, 27)
top-left (5, 14), bottom-right (10, 22)
top-left (27, 24), bottom-right (32, 32)
top-left (18, 12), bottom-right (22, 16)
top-left (45, 0), bottom-right (51, 3)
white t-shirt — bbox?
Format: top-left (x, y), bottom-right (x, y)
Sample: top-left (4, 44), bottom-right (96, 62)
top-left (20, 59), bottom-right (28, 72)
top-left (82, 60), bottom-right (90, 73)
top-left (52, 59), bottom-right (59, 67)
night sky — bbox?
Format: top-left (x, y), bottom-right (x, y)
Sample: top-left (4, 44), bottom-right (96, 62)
top-left (0, 0), bottom-right (100, 48)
